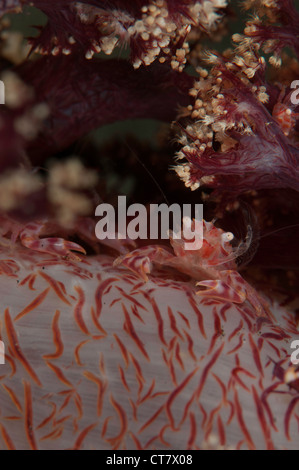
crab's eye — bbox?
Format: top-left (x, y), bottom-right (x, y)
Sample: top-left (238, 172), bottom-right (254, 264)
top-left (221, 231), bottom-right (234, 245)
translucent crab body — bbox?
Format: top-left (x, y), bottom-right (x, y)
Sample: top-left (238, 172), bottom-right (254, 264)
top-left (115, 218), bottom-right (268, 316)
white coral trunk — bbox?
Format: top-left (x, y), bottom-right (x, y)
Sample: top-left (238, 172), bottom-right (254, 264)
top-left (0, 246), bottom-right (298, 450)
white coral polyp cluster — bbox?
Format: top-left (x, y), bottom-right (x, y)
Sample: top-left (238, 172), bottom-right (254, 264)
top-left (130, 0), bottom-right (227, 70)
top-left (175, 51), bottom-right (270, 190)
top-left (0, 71), bottom-right (49, 141)
top-left (129, 1), bottom-right (186, 70)
top-left (74, 0), bottom-right (227, 69)
top-left (0, 169), bottom-right (42, 211)
top-left (48, 159), bottom-right (98, 227)
top-left (191, 0), bottom-right (227, 29)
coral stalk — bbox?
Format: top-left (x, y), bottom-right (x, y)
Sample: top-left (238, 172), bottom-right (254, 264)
top-left (0, 244), bottom-right (298, 449)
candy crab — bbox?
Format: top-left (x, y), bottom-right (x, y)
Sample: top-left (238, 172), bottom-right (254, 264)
top-left (0, 213), bottom-right (270, 318)
top-left (115, 217), bottom-right (269, 317)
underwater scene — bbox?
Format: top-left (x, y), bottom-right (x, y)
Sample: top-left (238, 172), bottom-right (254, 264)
top-left (0, 0), bottom-right (299, 451)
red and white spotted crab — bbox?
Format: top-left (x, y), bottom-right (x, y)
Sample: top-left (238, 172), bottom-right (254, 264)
top-left (114, 217), bottom-right (269, 317)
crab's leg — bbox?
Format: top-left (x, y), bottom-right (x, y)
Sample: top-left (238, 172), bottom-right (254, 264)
top-left (20, 224), bottom-right (86, 261)
top-left (196, 270), bottom-right (271, 318)
top-left (196, 277), bottom-right (246, 304)
top-left (114, 246), bottom-right (173, 281)
top-left (224, 271), bottom-right (272, 317)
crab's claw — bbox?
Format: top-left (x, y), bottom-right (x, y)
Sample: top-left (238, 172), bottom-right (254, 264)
top-left (21, 236), bottom-right (86, 261)
top-left (114, 251), bottom-right (151, 281)
top-left (114, 245), bottom-right (174, 282)
top-left (196, 270), bottom-right (272, 319)
top-left (196, 279), bottom-right (246, 304)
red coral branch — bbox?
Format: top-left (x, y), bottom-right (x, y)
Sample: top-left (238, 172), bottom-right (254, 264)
top-left (18, 56), bottom-right (193, 157)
